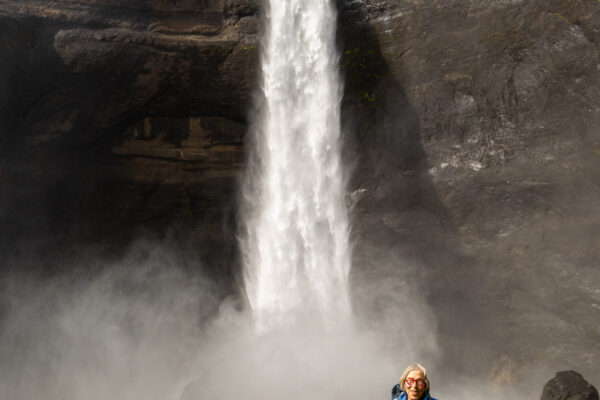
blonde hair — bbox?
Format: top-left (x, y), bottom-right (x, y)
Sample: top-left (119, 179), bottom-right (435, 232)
top-left (399, 363), bottom-right (430, 392)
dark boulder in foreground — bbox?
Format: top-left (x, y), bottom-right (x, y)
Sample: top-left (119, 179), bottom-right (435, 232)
top-left (541, 371), bottom-right (599, 400)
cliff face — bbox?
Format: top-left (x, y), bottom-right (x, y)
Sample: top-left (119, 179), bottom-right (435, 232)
top-left (336, 0), bottom-right (600, 381)
top-left (0, 0), bottom-right (260, 271)
top-left (1, 0), bottom-right (599, 385)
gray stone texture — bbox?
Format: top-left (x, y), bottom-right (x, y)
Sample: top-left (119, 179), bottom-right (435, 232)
top-left (541, 371), bottom-right (599, 400)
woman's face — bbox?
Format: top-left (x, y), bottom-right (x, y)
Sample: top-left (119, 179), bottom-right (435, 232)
top-left (404, 370), bottom-right (426, 400)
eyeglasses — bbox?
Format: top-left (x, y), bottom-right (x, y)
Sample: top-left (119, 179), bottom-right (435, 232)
top-left (405, 378), bottom-right (425, 388)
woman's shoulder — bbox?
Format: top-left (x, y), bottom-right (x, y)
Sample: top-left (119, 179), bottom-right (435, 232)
top-left (391, 384), bottom-right (407, 400)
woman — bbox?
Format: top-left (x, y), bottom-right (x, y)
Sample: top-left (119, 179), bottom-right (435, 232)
top-left (391, 363), bottom-right (438, 400)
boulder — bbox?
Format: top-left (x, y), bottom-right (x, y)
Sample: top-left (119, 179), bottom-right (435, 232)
top-left (541, 371), bottom-right (599, 400)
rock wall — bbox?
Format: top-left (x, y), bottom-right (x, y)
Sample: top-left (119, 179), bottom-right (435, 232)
top-left (0, 0), bottom-right (260, 274)
top-left (1, 0), bottom-right (599, 386)
top-left (336, 0), bottom-right (600, 382)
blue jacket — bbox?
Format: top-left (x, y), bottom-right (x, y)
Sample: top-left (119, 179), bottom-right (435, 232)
top-left (391, 384), bottom-right (437, 400)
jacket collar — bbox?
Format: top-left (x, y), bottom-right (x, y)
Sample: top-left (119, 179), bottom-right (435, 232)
top-left (400, 391), bottom-right (431, 400)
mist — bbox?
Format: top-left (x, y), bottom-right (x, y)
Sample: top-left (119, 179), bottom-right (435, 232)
top-left (0, 247), bottom-right (428, 400)
top-left (0, 243), bottom-right (213, 400)
top-left (0, 240), bottom-right (552, 400)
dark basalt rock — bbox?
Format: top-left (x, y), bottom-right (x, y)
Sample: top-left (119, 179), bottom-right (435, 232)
top-left (541, 371), bottom-right (599, 400)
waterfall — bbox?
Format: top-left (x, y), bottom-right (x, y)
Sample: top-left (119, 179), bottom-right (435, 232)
top-left (241, 0), bottom-right (351, 329)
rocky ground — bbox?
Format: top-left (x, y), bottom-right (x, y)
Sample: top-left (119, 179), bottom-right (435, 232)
top-left (1, 0), bottom-right (599, 390)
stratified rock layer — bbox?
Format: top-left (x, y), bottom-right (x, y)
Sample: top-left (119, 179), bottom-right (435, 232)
top-left (0, 0), bottom-right (260, 272)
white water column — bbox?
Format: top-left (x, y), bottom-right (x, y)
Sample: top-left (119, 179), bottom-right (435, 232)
top-left (241, 0), bottom-right (351, 328)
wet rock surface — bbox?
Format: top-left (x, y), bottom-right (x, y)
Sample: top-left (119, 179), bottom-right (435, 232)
top-left (541, 371), bottom-right (599, 400)
top-left (1, 0), bottom-right (599, 386)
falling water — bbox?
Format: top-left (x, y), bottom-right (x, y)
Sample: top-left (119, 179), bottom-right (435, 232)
top-left (241, 0), bottom-right (351, 328)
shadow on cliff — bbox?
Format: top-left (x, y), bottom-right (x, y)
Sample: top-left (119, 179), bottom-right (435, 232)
top-left (335, 1), bottom-right (500, 379)
top-left (0, 16), bottom-right (107, 269)
top-left (0, 12), bottom-right (242, 291)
